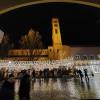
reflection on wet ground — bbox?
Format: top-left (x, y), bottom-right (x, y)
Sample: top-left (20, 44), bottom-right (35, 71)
top-left (1, 74), bottom-right (100, 100)
top-left (28, 79), bottom-right (96, 100)
top-left (13, 74), bottom-right (100, 100)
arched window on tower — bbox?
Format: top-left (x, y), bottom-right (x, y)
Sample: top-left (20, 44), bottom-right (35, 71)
top-left (55, 29), bottom-right (58, 34)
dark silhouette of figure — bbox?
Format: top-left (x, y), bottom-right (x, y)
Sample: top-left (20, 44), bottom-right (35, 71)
top-left (73, 68), bottom-right (78, 78)
top-left (1, 73), bottom-right (15, 100)
top-left (50, 69), bottom-right (54, 78)
top-left (0, 69), bottom-right (3, 81)
top-left (32, 69), bottom-right (35, 78)
top-left (91, 71), bottom-right (94, 77)
top-left (84, 69), bottom-right (89, 81)
top-left (44, 68), bottom-right (49, 78)
top-left (78, 69), bottom-right (84, 81)
top-left (57, 68), bottom-right (62, 78)
top-left (19, 70), bottom-right (31, 100)
top-left (39, 70), bottom-right (42, 78)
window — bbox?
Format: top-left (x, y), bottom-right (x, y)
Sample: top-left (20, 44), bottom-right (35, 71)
top-left (57, 49), bottom-right (59, 53)
top-left (54, 20), bottom-right (57, 23)
top-left (55, 29), bottom-right (58, 34)
top-left (90, 55), bottom-right (95, 60)
top-left (50, 49), bottom-right (51, 52)
top-left (82, 55), bottom-right (88, 60)
top-left (54, 24), bottom-right (58, 27)
top-left (74, 55), bottom-right (80, 60)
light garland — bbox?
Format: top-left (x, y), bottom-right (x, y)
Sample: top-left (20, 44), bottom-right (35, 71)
top-left (0, 59), bottom-right (99, 72)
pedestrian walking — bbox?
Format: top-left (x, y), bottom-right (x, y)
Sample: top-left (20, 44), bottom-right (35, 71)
top-left (84, 69), bottom-right (89, 81)
top-left (18, 70), bottom-right (31, 100)
top-left (78, 69), bottom-right (84, 81)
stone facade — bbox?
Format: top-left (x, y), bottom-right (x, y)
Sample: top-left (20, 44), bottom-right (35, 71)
top-left (6, 18), bottom-right (71, 61)
top-left (1, 18), bottom-right (99, 61)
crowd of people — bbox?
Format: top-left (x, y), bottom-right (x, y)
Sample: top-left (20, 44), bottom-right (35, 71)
top-left (0, 67), bottom-right (94, 100)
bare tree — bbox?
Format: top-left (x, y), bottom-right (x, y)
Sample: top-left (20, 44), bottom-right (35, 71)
top-left (19, 28), bottom-right (44, 60)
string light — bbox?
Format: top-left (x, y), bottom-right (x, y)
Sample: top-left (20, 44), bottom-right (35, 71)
top-left (0, 58), bottom-right (99, 73)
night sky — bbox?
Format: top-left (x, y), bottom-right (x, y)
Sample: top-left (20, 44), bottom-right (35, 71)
top-left (0, 2), bottom-right (100, 48)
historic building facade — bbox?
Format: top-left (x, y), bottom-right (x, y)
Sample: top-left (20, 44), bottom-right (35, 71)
top-left (5, 18), bottom-right (71, 61)
top-left (0, 18), bottom-right (99, 61)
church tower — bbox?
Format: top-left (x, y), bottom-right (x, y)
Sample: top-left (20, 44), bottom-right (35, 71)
top-left (48, 18), bottom-right (71, 60)
top-left (51, 18), bottom-right (63, 59)
top-left (52, 18), bottom-right (62, 49)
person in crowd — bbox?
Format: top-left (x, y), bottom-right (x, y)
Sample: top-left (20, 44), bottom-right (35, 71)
top-left (18, 70), bottom-right (31, 100)
top-left (1, 73), bottom-right (15, 100)
top-left (32, 69), bottom-right (35, 79)
top-left (57, 68), bottom-right (62, 78)
top-left (84, 69), bottom-right (89, 81)
top-left (73, 68), bottom-right (78, 78)
top-left (50, 69), bottom-right (54, 78)
top-left (90, 70), bottom-right (94, 77)
top-left (91, 72), bottom-right (94, 77)
top-left (77, 69), bottom-right (84, 81)
top-left (44, 68), bottom-right (49, 78)
top-left (39, 70), bottom-right (42, 78)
